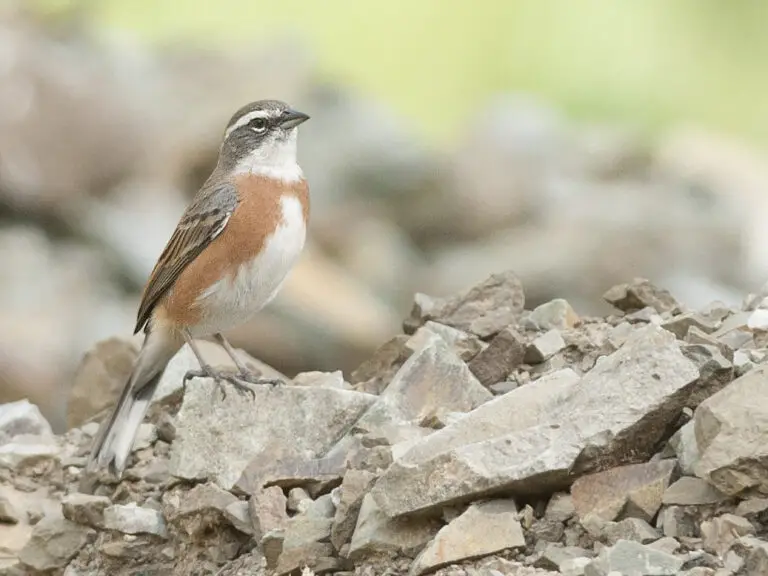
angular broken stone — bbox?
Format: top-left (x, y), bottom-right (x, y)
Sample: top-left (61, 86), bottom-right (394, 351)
top-left (601, 517), bottom-right (660, 545)
top-left (700, 513), bottom-right (755, 556)
top-left (103, 503), bottom-right (167, 538)
top-left (223, 501), bottom-right (253, 535)
top-left (404, 270), bottom-right (525, 338)
top-left (371, 326), bottom-right (698, 517)
top-left (468, 326), bottom-right (526, 387)
top-left (353, 337), bottom-right (491, 434)
top-left (409, 499), bottom-right (525, 575)
top-left (584, 539), bottom-right (683, 575)
top-left (0, 399), bottom-right (53, 440)
top-left (571, 460), bottom-right (677, 522)
top-left (292, 370), bottom-right (351, 390)
top-left (603, 278), bottom-right (680, 314)
top-left (0, 493), bottom-right (22, 524)
top-left (662, 477), bottom-right (725, 506)
top-left (525, 298), bottom-right (580, 331)
top-left (0, 435), bottom-right (60, 469)
top-left (249, 486), bottom-right (289, 540)
top-left (347, 494), bottom-right (439, 561)
top-left (415, 321), bottom-right (486, 362)
top-left (162, 482), bottom-right (239, 541)
top-left (349, 335), bottom-right (411, 395)
top-left (330, 469), bottom-right (378, 551)
top-left (661, 313), bottom-right (717, 340)
top-left (692, 363), bottom-right (768, 496)
top-left (169, 381), bottom-right (376, 490)
top-left (524, 329), bottom-right (566, 364)
top-left (680, 344), bottom-right (733, 409)
top-left (274, 512), bottom-right (337, 576)
top-left (668, 421), bottom-right (700, 476)
top-left (61, 493), bottom-right (111, 528)
top-left (18, 512), bottom-right (92, 573)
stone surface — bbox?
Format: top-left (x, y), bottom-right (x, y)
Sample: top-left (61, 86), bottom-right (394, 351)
top-left (353, 337), bottom-right (491, 433)
top-left (409, 499), bottom-right (525, 575)
top-left (347, 494), bottom-right (440, 561)
top-left (585, 539), bottom-right (683, 576)
top-left (330, 469), bottom-right (378, 551)
top-left (169, 380), bottom-right (376, 490)
top-left (662, 476), bottom-right (725, 506)
top-left (524, 329), bottom-right (566, 364)
top-left (692, 363), bottom-right (768, 495)
top-left (571, 460), bottom-right (677, 522)
top-left (468, 326), bottom-right (526, 387)
top-left (103, 503), bottom-right (168, 537)
top-left (18, 512), bottom-right (92, 573)
top-left (405, 270), bottom-right (525, 338)
top-left (61, 494), bottom-right (111, 528)
top-left (371, 326), bottom-right (698, 517)
top-left (0, 399), bottom-right (53, 440)
top-left (603, 278), bottom-right (681, 314)
top-left (525, 299), bottom-right (580, 331)
top-left (700, 513), bottom-right (755, 556)
top-left (249, 486), bottom-right (289, 540)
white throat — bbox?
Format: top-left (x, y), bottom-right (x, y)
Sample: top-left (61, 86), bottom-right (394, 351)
top-left (233, 128), bottom-right (303, 184)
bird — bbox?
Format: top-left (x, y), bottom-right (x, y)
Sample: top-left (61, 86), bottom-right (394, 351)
top-left (80, 99), bottom-right (311, 486)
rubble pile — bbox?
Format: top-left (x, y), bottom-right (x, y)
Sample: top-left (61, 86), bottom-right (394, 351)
top-left (2, 271), bottom-right (768, 575)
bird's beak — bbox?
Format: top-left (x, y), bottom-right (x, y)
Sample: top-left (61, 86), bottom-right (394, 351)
top-left (279, 108), bottom-right (310, 129)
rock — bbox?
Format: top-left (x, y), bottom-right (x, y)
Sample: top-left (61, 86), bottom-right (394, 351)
top-left (0, 495), bottom-right (21, 524)
top-left (275, 513), bottom-right (336, 575)
top-left (415, 321), bottom-right (486, 362)
top-left (744, 545), bottom-right (768, 575)
top-left (662, 477), bottom-right (725, 506)
top-left (371, 326), bottom-right (698, 517)
top-left (249, 486), bottom-right (289, 540)
top-left (525, 299), bottom-right (580, 331)
top-left (348, 335), bottom-right (410, 395)
top-left (661, 313), bottom-right (717, 340)
top-left (409, 499), bottom-right (525, 575)
top-left (524, 329), bottom-right (566, 364)
top-left (162, 482), bottom-right (239, 541)
top-left (603, 278), bottom-right (681, 314)
top-left (700, 513), bottom-right (755, 556)
top-left (61, 493), bottom-right (111, 528)
top-left (67, 336), bottom-right (139, 429)
top-left (584, 539), bottom-right (683, 576)
top-left (405, 270), bottom-right (525, 338)
top-left (169, 380), bottom-right (376, 490)
top-left (353, 337), bottom-right (491, 434)
top-left (692, 363), bottom-right (768, 495)
top-left (735, 497), bottom-right (768, 518)
top-left (223, 501), bottom-right (253, 535)
top-left (648, 536), bottom-right (681, 555)
top-left (17, 512), bottom-right (92, 573)
top-left (680, 344), bottom-right (733, 408)
top-left (601, 518), bottom-right (660, 545)
top-left (292, 370), bottom-right (351, 390)
top-left (286, 488), bottom-right (312, 514)
top-left (747, 308), bottom-right (768, 330)
top-left (103, 503), bottom-right (167, 537)
top-left (0, 400), bottom-right (53, 440)
top-left (467, 326), bottom-right (526, 387)
top-left (347, 494), bottom-right (440, 561)
top-left (0, 435), bottom-right (60, 469)
top-left (330, 469), bottom-right (378, 551)
top-left (658, 506), bottom-right (699, 539)
top-left (537, 544), bottom-right (592, 571)
top-left (571, 460), bottom-right (677, 522)
top-left (669, 421), bottom-right (701, 475)
top-left (235, 448), bottom-right (347, 496)
top-left (545, 493), bottom-right (576, 523)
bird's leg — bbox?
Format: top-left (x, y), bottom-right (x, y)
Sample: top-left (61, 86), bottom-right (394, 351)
top-left (213, 333), bottom-right (284, 388)
top-left (181, 330), bottom-right (255, 400)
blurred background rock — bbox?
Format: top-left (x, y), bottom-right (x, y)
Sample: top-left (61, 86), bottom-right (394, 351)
top-left (2, 0), bottom-right (768, 432)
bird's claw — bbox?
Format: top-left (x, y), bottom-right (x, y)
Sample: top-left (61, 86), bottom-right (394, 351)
top-left (182, 365), bottom-right (256, 401)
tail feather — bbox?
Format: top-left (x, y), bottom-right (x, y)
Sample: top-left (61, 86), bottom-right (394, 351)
top-left (80, 329), bottom-right (179, 492)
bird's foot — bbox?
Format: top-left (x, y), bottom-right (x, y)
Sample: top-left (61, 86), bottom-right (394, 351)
top-left (236, 365), bottom-right (284, 388)
top-left (183, 364), bottom-right (256, 401)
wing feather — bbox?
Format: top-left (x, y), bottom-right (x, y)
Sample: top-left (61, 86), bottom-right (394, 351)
top-left (134, 181), bottom-right (239, 333)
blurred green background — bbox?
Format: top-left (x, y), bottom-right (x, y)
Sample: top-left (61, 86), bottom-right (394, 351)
top-left (34, 0), bottom-right (768, 148)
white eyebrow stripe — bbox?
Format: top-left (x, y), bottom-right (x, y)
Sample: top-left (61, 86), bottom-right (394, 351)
top-left (223, 110), bottom-right (271, 140)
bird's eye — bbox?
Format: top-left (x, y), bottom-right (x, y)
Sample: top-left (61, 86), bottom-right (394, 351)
top-left (251, 118), bottom-right (268, 133)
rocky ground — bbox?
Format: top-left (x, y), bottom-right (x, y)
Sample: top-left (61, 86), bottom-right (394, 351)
top-left (2, 272), bottom-right (768, 575)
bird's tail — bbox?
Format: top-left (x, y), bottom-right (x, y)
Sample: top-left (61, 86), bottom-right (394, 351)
top-left (79, 329), bottom-right (180, 492)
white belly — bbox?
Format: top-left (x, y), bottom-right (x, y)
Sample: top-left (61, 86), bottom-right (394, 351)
top-left (190, 195), bottom-right (306, 336)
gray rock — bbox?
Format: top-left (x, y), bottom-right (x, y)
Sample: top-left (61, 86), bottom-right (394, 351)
top-left (103, 503), bottom-right (167, 537)
top-left (0, 494), bottom-right (22, 524)
top-left (602, 518), bottom-right (660, 545)
top-left (292, 370), bottom-right (351, 390)
top-left (330, 469), bottom-right (378, 551)
top-left (223, 501), bottom-right (253, 535)
top-left (545, 492), bottom-right (576, 523)
top-left (662, 477), bottom-right (725, 506)
top-left (524, 329), bottom-right (566, 364)
top-left (537, 544), bottom-right (592, 571)
top-left (571, 460), bottom-right (677, 522)
top-left (692, 363), bottom-right (768, 495)
top-left (249, 486), bottom-right (289, 540)
top-left (348, 335), bottom-right (411, 395)
top-left (657, 506), bottom-right (699, 539)
top-left (0, 400), bottom-right (53, 440)
top-left (286, 487), bottom-right (312, 514)
top-left (408, 322), bottom-right (486, 362)
top-left (409, 499), bottom-right (525, 575)
top-left (669, 421), bottom-right (701, 475)
top-left (371, 326), bottom-right (698, 517)
top-left (347, 494), bottom-right (440, 561)
top-left (661, 313), bottom-right (717, 340)
top-left (468, 326), bottom-right (526, 387)
top-left (162, 482), bottom-right (238, 541)
top-left (353, 337), bottom-right (491, 433)
top-left (405, 270), bottom-right (525, 338)
top-left (735, 497), bottom-right (768, 518)
top-left (61, 493), bottom-right (111, 528)
top-left (169, 379), bottom-right (376, 490)
top-left (274, 513), bottom-right (337, 575)
top-left (525, 299), bottom-right (580, 331)
top-left (603, 278), bottom-right (681, 314)
top-left (0, 435), bottom-right (60, 469)
top-left (680, 344), bottom-right (733, 409)
top-left (584, 539), bottom-right (683, 576)
top-left (18, 512), bottom-right (92, 572)
top-left (700, 513), bottom-right (755, 556)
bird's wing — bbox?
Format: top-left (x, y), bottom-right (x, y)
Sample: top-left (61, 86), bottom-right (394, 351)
top-left (134, 180), bottom-right (239, 333)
